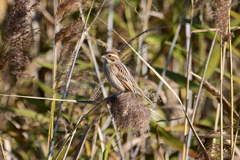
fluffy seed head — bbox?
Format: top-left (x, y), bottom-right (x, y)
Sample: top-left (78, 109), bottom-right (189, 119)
top-left (107, 92), bottom-right (151, 136)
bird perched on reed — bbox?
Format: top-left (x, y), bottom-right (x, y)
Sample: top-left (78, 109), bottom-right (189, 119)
top-left (102, 51), bottom-right (155, 107)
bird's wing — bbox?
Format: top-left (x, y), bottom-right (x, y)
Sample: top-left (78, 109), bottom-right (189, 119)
top-left (115, 63), bottom-right (136, 93)
top-left (115, 63), bottom-right (156, 108)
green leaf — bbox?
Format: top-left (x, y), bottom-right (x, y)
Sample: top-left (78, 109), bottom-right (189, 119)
top-left (154, 67), bottom-right (199, 89)
top-left (113, 13), bottom-right (127, 31)
top-left (33, 80), bottom-right (62, 98)
top-left (230, 45), bottom-right (240, 57)
top-left (103, 129), bottom-right (119, 160)
top-left (25, 98), bottom-right (49, 112)
top-left (33, 80), bottom-right (53, 96)
top-left (36, 61), bottom-right (54, 69)
top-left (146, 35), bottom-right (164, 44)
top-left (214, 68), bottom-right (240, 85)
top-left (230, 10), bottom-right (240, 20)
top-left (164, 41), bottom-right (187, 53)
top-left (11, 108), bottom-right (49, 122)
top-left (157, 126), bottom-right (196, 157)
top-left (75, 60), bottom-right (94, 70)
top-left (198, 44), bottom-right (221, 79)
top-left (198, 113), bottom-right (216, 127)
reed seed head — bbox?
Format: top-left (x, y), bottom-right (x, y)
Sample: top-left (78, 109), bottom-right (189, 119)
top-left (107, 92), bottom-right (151, 136)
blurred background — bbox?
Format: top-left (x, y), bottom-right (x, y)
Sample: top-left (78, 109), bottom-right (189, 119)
top-left (0, 0), bottom-right (240, 159)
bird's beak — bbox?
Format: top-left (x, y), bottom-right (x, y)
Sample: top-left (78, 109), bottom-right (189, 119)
top-left (101, 55), bottom-right (106, 59)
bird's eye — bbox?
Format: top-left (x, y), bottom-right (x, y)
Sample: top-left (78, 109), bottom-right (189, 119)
top-left (108, 55), bottom-right (111, 57)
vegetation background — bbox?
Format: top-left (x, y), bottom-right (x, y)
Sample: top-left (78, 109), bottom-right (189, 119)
top-left (0, 0), bottom-right (240, 159)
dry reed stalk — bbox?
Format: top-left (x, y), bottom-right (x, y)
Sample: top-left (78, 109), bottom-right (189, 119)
top-left (0, 0), bottom-right (40, 79)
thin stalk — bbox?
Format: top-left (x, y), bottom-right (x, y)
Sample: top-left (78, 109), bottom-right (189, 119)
top-left (47, 0), bottom-right (59, 153)
top-left (183, 22), bottom-right (192, 160)
top-left (229, 36), bottom-right (234, 157)
top-left (62, 129), bottom-right (76, 160)
top-left (135, 0), bottom-right (146, 83)
top-left (191, 26), bottom-right (240, 33)
top-left (186, 29), bottom-right (219, 158)
top-left (140, 139), bottom-right (146, 160)
top-left (183, 0), bottom-right (194, 159)
top-left (106, 0), bottom-right (114, 51)
top-left (126, 128), bottom-right (132, 160)
top-left (137, 0), bottom-right (151, 81)
top-left (97, 125), bottom-right (105, 155)
top-left (156, 24), bottom-right (181, 95)
top-left (220, 40), bottom-right (223, 160)
top-left (213, 103), bottom-right (220, 144)
top-left (0, 94), bottom-right (73, 102)
top-left (231, 110), bottom-right (240, 160)
top-left (228, 0), bottom-right (234, 153)
top-left (90, 124), bottom-right (98, 160)
top-left (0, 133), bottom-right (6, 160)
top-left (219, 31), bottom-right (227, 160)
top-left (0, 94), bottom-right (99, 104)
top-left (212, 38), bottom-right (226, 144)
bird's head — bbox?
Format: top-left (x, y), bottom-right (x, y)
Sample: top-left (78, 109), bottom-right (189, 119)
top-left (102, 51), bottom-right (120, 64)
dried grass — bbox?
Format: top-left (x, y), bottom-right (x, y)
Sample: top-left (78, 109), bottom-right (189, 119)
top-left (57, 0), bottom-right (98, 22)
top-left (55, 0), bottom-right (103, 95)
top-left (0, 0), bottom-right (40, 79)
top-left (196, 128), bottom-right (232, 160)
top-left (57, 70), bottom-right (97, 95)
top-left (210, 0), bottom-right (234, 43)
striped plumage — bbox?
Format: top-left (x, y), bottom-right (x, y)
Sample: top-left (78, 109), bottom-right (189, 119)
top-left (102, 51), bottom-right (155, 107)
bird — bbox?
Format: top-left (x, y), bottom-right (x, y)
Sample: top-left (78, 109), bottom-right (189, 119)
top-left (102, 51), bottom-right (155, 107)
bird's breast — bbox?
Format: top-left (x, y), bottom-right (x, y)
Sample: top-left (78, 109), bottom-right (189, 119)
top-left (104, 62), bottom-right (126, 92)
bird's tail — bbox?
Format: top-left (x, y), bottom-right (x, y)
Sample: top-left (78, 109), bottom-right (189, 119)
top-left (136, 92), bottom-right (156, 108)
